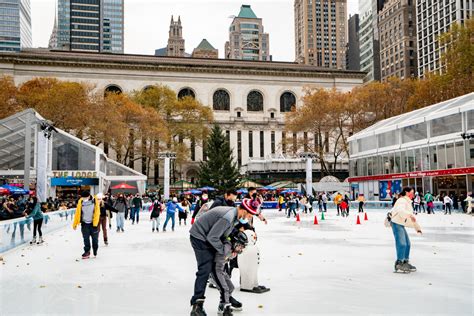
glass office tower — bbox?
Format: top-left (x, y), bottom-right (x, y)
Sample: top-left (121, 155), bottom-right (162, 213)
top-left (0, 0), bottom-right (32, 52)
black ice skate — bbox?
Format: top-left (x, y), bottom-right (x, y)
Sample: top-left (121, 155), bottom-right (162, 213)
top-left (82, 252), bottom-right (90, 259)
top-left (403, 260), bottom-right (417, 272)
top-left (37, 237), bottom-right (44, 244)
top-left (218, 303), bottom-right (233, 316)
top-left (190, 299), bottom-right (207, 316)
top-left (394, 260), bottom-right (410, 273)
top-left (29, 237), bottom-right (36, 245)
top-left (229, 296), bottom-right (242, 311)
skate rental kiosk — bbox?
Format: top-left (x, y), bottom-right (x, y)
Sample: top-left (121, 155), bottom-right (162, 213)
top-left (0, 109), bottom-right (147, 201)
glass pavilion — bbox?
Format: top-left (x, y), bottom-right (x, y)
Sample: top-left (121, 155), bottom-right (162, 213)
top-left (0, 109), bottom-right (146, 201)
top-left (348, 93), bottom-right (474, 200)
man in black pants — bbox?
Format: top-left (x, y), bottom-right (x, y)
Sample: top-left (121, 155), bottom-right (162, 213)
top-left (189, 199), bottom-right (258, 316)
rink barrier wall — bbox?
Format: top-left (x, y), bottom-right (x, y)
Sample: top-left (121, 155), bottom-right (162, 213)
top-left (0, 208), bottom-right (76, 254)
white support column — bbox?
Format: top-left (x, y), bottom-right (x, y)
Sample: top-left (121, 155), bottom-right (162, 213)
top-left (306, 157), bottom-right (313, 197)
top-left (164, 157), bottom-right (170, 200)
top-left (23, 112), bottom-right (32, 192)
top-left (36, 130), bottom-right (49, 202)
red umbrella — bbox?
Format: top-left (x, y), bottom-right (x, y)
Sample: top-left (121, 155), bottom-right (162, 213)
top-left (0, 187), bottom-right (9, 195)
top-left (111, 183), bottom-right (136, 190)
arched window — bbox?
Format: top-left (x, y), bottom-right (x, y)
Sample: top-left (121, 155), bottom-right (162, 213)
top-left (247, 90), bottom-right (263, 112)
top-left (104, 85), bottom-right (123, 96)
top-left (178, 88), bottom-right (195, 100)
top-left (213, 89), bottom-right (230, 111)
top-left (280, 92), bottom-right (296, 112)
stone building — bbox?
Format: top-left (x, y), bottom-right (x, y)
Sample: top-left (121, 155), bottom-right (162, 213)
top-left (192, 39), bottom-right (218, 59)
top-left (379, 0), bottom-right (417, 81)
top-left (0, 49), bottom-right (364, 184)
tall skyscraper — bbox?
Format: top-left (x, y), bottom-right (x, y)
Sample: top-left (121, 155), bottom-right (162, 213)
top-left (346, 14), bottom-right (360, 70)
top-left (225, 5), bottom-right (270, 61)
top-left (416, 0), bottom-right (473, 78)
top-left (359, 0), bottom-right (385, 81)
top-left (167, 16), bottom-right (185, 57)
top-left (0, 0), bottom-right (32, 52)
top-left (379, 0), bottom-right (417, 81)
top-left (50, 0), bottom-right (123, 53)
top-left (294, 0), bottom-right (347, 69)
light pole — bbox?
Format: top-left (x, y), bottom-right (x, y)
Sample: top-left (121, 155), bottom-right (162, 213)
top-left (158, 152), bottom-right (176, 200)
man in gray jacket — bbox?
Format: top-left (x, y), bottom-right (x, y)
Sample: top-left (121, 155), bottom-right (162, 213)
top-left (189, 198), bottom-right (259, 316)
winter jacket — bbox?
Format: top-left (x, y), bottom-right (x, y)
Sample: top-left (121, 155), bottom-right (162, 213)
top-left (189, 206), bottom-right (238, 254)
top-left (334, 194), bottom-right (343, 205)
top-left (113, 198), bottom-right (129, 213)
top-left (131, 197), bottom-right (143, 209)
top-left (166, 201), bottom-right (184, 214)
top-left (26, 203), bottom-right (43, 221)
top-left (443, 196), bottom-right (453, 205)
top-left (150, 201), bottom-right (162, 218)
top-left (424, 193), bottom-right (434, 203)
top-left (210, 196), bottom-right (235, 210)
top-left (390, 196), bottom-right (421, 231)
top-left (100, 200), bottom-right (117, 217)
top-left (73, 197), bottom-right (100, 229)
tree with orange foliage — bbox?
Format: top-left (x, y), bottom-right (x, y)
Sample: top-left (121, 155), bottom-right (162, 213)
top-left (0, 76), bottom-right (19, 120)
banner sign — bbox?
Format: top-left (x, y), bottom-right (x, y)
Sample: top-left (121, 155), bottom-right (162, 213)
top-left (52, 171), bottom-right (98, 178)
top-left (51, 177), bottom-right (99, 186)
top-left (348, 167), bottom-right (474, 183)
top-left (379, 180), bottom-right (402, 200)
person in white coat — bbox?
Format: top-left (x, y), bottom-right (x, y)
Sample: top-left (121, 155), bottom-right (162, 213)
top-left (465, 194), bottom-right (473, 215)
top-left (443, 194), bottom-right (453, 215)
top-left (390, 187), bottom-right (422, 273)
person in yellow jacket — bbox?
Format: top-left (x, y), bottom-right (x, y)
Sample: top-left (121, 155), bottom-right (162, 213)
top-left (334, 193), bottom-right (343, 216)
top-left (390, 187), bottom-right (422, 273)
top-left (357, 194), bottom-right (365, 213)
top-left (73, 191), bottom-right (101, 259)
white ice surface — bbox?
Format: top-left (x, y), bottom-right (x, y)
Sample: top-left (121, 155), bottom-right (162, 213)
top-left (1, 210), bottom-right (473, 316)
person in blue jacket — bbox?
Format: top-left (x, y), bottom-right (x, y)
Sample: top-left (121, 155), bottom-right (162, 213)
top-left (25, 197), bottom-right (44, 245)
top-left (163, 197), bottom-right (184, 232)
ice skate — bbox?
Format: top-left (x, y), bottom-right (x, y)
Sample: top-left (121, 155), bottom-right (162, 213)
top-left (394, 260), bottom-right (410, 273)
top-left (93, 249), bottom-right (98, 257)
top-left (403, 260), bottom-right (417, 272)
top-left (37, 237), bottom-right (44, 244)
top-left (152, 228), bottom-right (155, 232)
top-left (190, 299), bottom-right (207, 316)
top-left (218, 303), bottom-right (233, 316)
top-left (229, 297), bottom-right (242, 311)
top-left (82, 252), bottom-right (90, 259)
top-left (29, 237), bottom-right (36, 245)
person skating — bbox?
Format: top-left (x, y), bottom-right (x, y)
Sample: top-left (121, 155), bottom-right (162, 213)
top-left (163, 197), bottom-right (183, 232)
top-left (113, 194), bottom-right (128, 232)
top-left (334, 192), bottom-right (343, 216)
top-left (424, 191), bottom-right (434, 214)
top-left (73, 191), bottom-right (101, 259)
top-left (465, 194), bottom-right (473, 215)
top-left (151, 198), bottom-right (163, 232)
top-left (179, 199), bottom-right (190, 226)
top-left (413, 192), bottom-right (421, 215)
top-left (389, 187), bottom-right (422, 273)
top-left (210, 189), bottom-right (237, 209)
top-left (130, 193), bottom-right (142, 224)
top-left (357, 194), bottom-right (365, 213)
top-left (213, 231), bottom-right (248, 316)
top-left (192, 194), bottom-right (209, 222)
top-left (189, 198), bottom-right (259, 316)
top-left (444, 194), bottom-right (453, 215)
top-left (25, 197), bottom-right (44, 245)
top-left (96, 193), bottom-right (117, 246)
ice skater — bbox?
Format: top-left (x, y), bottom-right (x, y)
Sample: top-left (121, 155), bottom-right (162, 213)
top-left (113, 194), bottom-right (128, 232)
top-left (163, 197), bottom-right (183, 232)
top-left (73, 191), bottom-right (101, 259)
top-left (150, 198), bottom-right (162, 232)
top-left (388, 187), bottom-right (422, 273)
top-left (25, 197), bottom-right (44, 245)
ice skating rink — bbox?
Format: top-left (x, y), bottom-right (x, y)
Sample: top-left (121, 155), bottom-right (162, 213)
top-left (1, 210), bottom-right (473, 315)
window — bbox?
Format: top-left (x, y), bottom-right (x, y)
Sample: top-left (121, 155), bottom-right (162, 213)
top-left (237, 131), bottom-right (242, 166)
top-left (377, 130), bottom-right (399, 148)
top-left (191, 137), bottom-right (196, 161)
top-left (402, 123), bottom-right (427, 142)
top-left (260, 131), bottom-right (264, 157)
top-left (271, 131), bottom-right (275, 154)
top-left (467, 110), bottom-right (474, 130)
top-left (213, 90), bottom-right (230, 111)
top-left (247, 91), bottom-right (263, 111)
top-left (437, 144), bottom-right (446, 169)
top-left (280, 92), bottom-right (296, 112)
top-left (446, 142), bottom-right (455, 168)
top-left (454, 142), bottom-right (465, 168)
top-left (430, 113), bottom-right (462, 137)
top-left (248, 131), bottom-right (253, 158)
top-left (178, 88), bottom-right (195, 100)
top-left (104, 84), bottom-right (122, 95)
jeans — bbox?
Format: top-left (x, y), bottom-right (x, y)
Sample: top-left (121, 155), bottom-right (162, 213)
top-left (391, 222), bottom-right (411, 261)
top-left (81, 223), bottom-right (99, 254)
top-left (131, 207), bottom-right (140, 223)
top-left (358, 202), bottom-right (364, 212)
top-left (163, 212), bottom-right (175, 230)
top-left (116, 212), bottom-right (125, 229)
top-left (445, 203), bottom-right (452, 214)
top-left (190, 236), bottom-right (216, 305)
top-left (98, 216), bottom-right (108, 242)
top-left (151, 217), bottom-right (160, 230)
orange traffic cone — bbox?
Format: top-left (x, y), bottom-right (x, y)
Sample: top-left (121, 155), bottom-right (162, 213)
top-left (191, 217), bottom-right (195, 225)
top-left (313, 215), bottom-right (319, 225)
top-left (356, 215), bottom-right (361, 225)
top-left (296, 213), bottom-right (301, 222)
top-left (364, 212), bottom-right (368, 221)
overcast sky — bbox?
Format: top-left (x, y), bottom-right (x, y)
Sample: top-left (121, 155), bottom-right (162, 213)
top-left (32, 0), bottom-right (359, 62)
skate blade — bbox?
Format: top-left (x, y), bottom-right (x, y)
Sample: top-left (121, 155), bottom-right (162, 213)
top-left (393, 270), bottom-right (410, 274)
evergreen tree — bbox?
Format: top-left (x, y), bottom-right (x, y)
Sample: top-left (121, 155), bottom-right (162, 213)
top-left (197, 125), bottom-right (240, 192)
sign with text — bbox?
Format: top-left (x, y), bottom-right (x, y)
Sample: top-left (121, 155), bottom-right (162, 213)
top-left (348, 167), bottom-right (474, 183)
top-left (52, 171), bottom-right (98, 179)
top-left (51, 177), bottom-right (99, 186)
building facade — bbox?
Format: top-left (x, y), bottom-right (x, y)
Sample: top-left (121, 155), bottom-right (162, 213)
top-left (348, 93), bottom-right (474, 200)
top-left (167, 16), bottom-right (185, 57)
top-left (294, 0), bottom-right (347, 69)
top-left (416, 0), bottom-right (473, 78)
top-left (0, 49), bottom-right (364, 184)
top-left (192, 39), bottom-right (218, 59)
top-left (346, 14), bottom-right (360, 70)
top-left (379, 0), bottom-right (417, 81)
top-left (0, 0), bottom-right (32, 52)
top-left (51, 0), bottom-right (123, 53)
top-left (225, 5), bottom-right (270, 61)
top-left (359, 0), bottom-right (386, 81)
